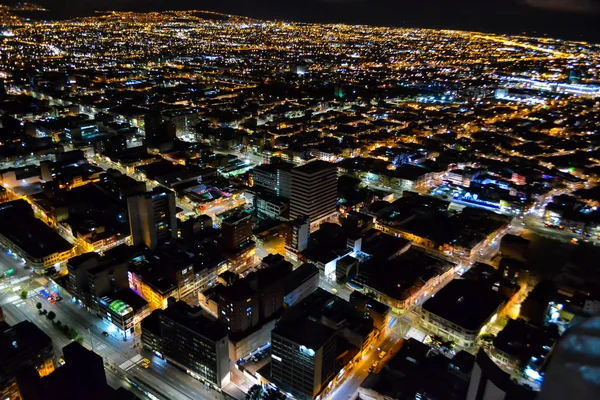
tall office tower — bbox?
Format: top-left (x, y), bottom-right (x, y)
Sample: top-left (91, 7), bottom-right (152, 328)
top-left (220, 213), bottom-right (252, 252)
top-left (271, 320), bottom-right (337, 399)
top-left (127, 188), bottom-right (177, 250)
top-left (285, 216), bottom-right (310, 262)
top-left (290, 161), bottom-right (338, 230)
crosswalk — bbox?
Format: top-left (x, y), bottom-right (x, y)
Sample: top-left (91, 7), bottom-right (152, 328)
top-left (0, 284), bottom-right (45, 305)
top-left (12, 298), bottom-right (26, 307)
top-left (119, 354), bottom-right (144, 371)
top-left (0, 294), bottom-right (19, 305)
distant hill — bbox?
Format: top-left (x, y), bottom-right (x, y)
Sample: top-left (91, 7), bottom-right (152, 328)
top-left (9, 0), bottom-right (600, 42)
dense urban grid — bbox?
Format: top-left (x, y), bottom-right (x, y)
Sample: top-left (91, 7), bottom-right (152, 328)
top-left (1, 3), bottom-right (600, 400)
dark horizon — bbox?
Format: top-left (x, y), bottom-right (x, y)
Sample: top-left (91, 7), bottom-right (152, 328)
top-left (10, 0), bottom-right (600, 43)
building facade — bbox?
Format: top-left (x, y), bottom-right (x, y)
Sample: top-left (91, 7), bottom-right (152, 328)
top-left (285, 216), bottom-right (310, 262)
top-left (271, 320), bottom-right (337, 400)
top-left (290, 161), bottom-right (338, 230)
top-left (127, 188), bottom-right (177, 249)
top-left (154, 301), bottom-right (231, 390)
top-left (220, 213), bottom-right (252, 252)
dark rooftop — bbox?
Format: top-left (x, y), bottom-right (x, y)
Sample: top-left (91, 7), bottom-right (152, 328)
top-left (422, 279), bottom-right (506, 331)
top-left (352, 248), bottom-right (453, 301)
top-left (272, 319), bottom-right (336, 351)
top-left (350, 291), bottom-right (390, 315)
top-left (160, 301), bottom-right (229, 342)
top-left (1, 320), bottom-right (53, 362)
top-left (292, 160), bottom-right (336, 175)
top-left (0, 202), bottom-right (73, 259)
top-left (284, 263), bottom-right (319, 295)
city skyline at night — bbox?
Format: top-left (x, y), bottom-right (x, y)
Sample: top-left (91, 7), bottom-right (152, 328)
top-left (1, 2), bottom-right (600, 400)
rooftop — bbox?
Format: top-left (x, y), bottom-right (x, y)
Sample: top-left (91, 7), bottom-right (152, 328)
top-left (160, 301), bottom-right (229, 342)
top-left (352, 248), bottom-right (453, 301)
top-left (292, 160), bottom-right (336, 175)
top-left (284, 263), bottom-right (319, 294)
top-left (0, 202), bottom-right (73, 259)
top-left (1, 320), bottom-right (53, 362)
top-left (272, 319), bottom-right (336, 351)
top-left (422, 279), bottom-right (506, 331)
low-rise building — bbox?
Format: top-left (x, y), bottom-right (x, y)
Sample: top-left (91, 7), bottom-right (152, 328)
top-left (0, 200), bottom-right (74, 274)
top-left (97, 289), bottom-right (150, 339)
top-left (128, 247), bottom-right (223, 310)
top-left (420, 279), bottom-right (506, 348)
top-left (255, 194), bottom-right (289, 220)
top-left (350, 291), bottom-right (391, 333)
top-left (351, 247), bottom-right (455, 312)
top-left (283, 263), bottom-right (319, 307)
top-left (467, 350), bottom-right (535, 400)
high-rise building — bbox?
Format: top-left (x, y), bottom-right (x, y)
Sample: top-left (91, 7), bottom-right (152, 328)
top-left (143, 301), bottom-right (231, 389)
top-left (127, 188), bottom-right (177, 249)
top-left (217, 264), bottom-right (292, 333)
top-left (66, 250), bottom-right (129, 310)
top-left (467, 350), bottom-right (535, 400)
top-left (285, 215), bottom-right (310, 262)
top-left (220, 213), bottom-right (252, 252)
top-left (1, 320), bottom-right (54, 400)
top-left (218, 281), bottom-right (260, 334)
top-left (16, 342), bottom-right (138, 400)
top-left (271, 320), bottom-right (337, 400)
top-left (251, 165), bottom-right (277, 193)
top-left (276, 164), bottom-right (293, 199)
top-left (290, 161), bottom-right (338, 230)
top-left (0, 78), bottom-right (6, 102)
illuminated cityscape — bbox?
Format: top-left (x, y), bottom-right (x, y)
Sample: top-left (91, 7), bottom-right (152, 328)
top-left (1, 3), bottom-right (600, 400)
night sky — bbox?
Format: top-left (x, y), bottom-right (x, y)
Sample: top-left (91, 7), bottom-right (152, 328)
top-left (17, 0), bottom-right (600, 42)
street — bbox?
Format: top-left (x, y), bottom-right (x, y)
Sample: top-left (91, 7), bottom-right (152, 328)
top-left (0, 251), bottom-right (225, 400)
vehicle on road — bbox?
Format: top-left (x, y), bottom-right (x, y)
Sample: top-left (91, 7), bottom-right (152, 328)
top-left (102, 331), bottom-right (109, 337)
top-left (379, 351), bottom-right (387, 359)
